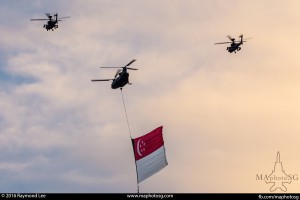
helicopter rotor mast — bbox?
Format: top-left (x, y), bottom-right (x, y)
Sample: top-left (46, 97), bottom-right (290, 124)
top-left (30, 13), bottom-right (70, 23)
top-left (215, 34), bottom-right (252, 45)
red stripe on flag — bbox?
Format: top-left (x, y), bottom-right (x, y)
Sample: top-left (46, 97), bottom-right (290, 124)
top-left (133, 126), bottom-right (164, 161)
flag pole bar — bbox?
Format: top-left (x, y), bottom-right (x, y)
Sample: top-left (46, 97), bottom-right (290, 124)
top-left (120, 88), bottom-right (140, 193)
top-left (131, 138), bottom-right (140, 193)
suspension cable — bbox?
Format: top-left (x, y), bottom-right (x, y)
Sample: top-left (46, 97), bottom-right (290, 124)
top-left (120, 88), bottom-right (132, 137)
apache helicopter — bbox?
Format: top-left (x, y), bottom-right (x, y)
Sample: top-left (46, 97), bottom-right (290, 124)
top-left (215, 34), bottom-right (251, 53)
top-left (30, 13), bottom-right (70, 31)
top-left (91, 59), bottom-right (138, 89)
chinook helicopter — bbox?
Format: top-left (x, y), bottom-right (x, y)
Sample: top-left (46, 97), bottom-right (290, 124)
top-left (30, 13), bottom-right (70, 31)
top-left (91, 59), bottom-right (138, 89)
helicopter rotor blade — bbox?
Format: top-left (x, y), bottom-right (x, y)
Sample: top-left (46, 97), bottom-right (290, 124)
top-left (215, 42), bottom-right (232, 44)
top-left (127, 67), bottom-right (138, 70)
top-left (125, 59), bottom-right (136, 67)
top-left (100, 66), bottom-right (138, 70)
top-left (30, 19), bottom-right (49, 21)
top-left (91, 79), bottom-right (113, 82)
top-left (100, 59), bottom-right (136, 69)
top-left (100, 67), bottom-right (122, 69)
top-left (238, 40), bottom-right (250, 43)
top-left (58, 16), bottom-right (71, 19)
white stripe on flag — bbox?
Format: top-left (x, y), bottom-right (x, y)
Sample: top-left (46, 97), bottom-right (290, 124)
top-left (136, 145), bottom-right (168, 183)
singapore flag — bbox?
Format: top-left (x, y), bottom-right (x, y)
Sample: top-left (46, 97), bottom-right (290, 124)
top-left (132, 126), bottom-right (168, 183)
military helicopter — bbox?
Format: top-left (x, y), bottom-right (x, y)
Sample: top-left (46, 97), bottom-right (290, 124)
top-left (30, 13), bottom-right (70, 31)
top-left (91, 59), bottom-right (138, 89)
top-left (215, 34), bottom-right (251, 53)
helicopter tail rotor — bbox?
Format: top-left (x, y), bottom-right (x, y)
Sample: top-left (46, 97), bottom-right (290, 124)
top-left (239, 34), bottom-right (243, 44)
top-left (239, 34), bottom-right (253, 44)
top-left (54, 12), bottom-right (58, 20)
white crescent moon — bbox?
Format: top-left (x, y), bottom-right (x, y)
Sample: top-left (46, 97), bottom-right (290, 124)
top-left (137, 139), bottom-right (142, 156)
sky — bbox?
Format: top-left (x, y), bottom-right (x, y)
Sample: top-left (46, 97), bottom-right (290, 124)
top-left (0, 0), bottom-right (300, 193)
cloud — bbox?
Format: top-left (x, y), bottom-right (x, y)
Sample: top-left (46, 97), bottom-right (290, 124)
top-left (0, 0), bottom-right (300, 193)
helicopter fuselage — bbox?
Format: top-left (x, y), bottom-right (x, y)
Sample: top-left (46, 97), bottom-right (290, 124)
top-left (44, 20), bottom-right (58, 31)
top-left (227, 42), bottom-right (242, 53)
top-left (111, 72), bottom-right (129, 89)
